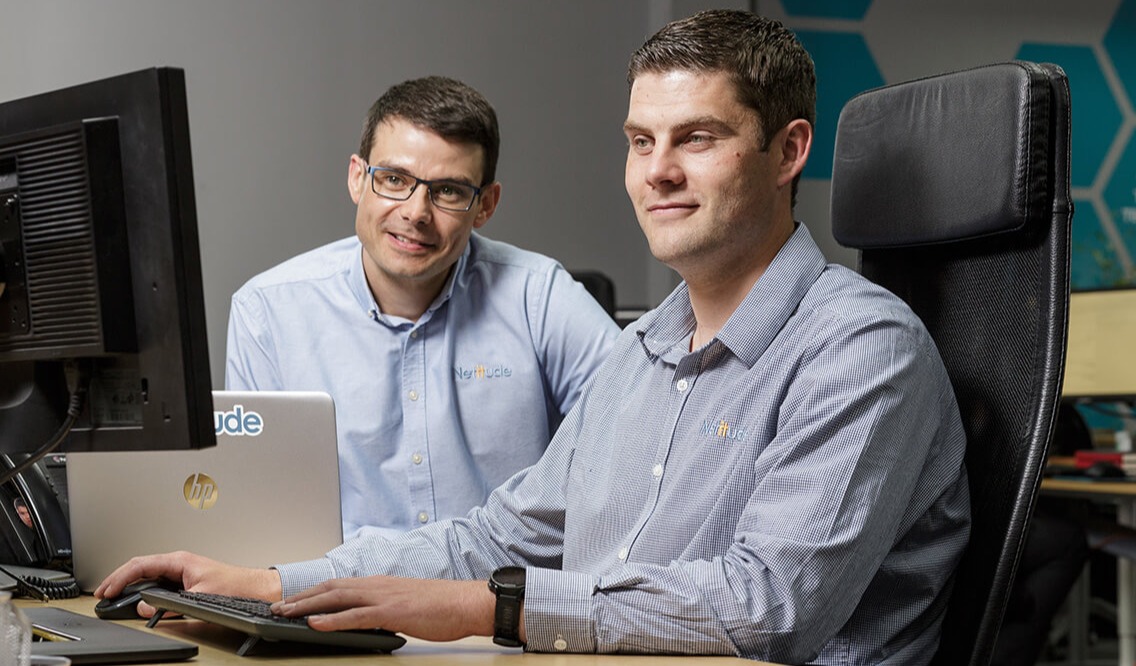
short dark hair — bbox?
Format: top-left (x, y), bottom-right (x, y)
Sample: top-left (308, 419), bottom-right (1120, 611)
top-left (628, 10), bottom-right (816, 204)
top-left (359, 76), bottom-right (500, 186)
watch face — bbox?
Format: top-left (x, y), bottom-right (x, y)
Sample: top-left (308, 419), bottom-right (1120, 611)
top-left (494, 566), bottom-right (525, 588)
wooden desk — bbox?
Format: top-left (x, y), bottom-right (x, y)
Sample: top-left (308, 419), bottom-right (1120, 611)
top-left (20, 596), bottom-right (774, 665)
top-left (1041, 476), bottom-right (1136, 666)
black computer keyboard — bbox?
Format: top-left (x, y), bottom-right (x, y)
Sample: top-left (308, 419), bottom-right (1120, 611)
top-left (140, 587), bottom-right (406, 656)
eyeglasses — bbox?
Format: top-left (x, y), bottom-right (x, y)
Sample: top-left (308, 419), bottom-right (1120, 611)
top-left (365, 165), bottom-right (483, 212)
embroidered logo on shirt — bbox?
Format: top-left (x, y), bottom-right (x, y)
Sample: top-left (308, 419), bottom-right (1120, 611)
top-left (454, 364), bottom-right (513, 380)
top-left (700, 419), bottom-right (747, 442)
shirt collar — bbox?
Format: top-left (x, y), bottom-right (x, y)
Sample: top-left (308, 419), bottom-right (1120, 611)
top-left (347, 236), bottom-right (472, 324)
top-left (636, 223), bottom-right (827, 367)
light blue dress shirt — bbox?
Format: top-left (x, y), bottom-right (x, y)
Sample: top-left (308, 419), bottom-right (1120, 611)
top-left (226, 233), bottom-right (618, 539)
top-left (274, 224), bottom-right (970, 665)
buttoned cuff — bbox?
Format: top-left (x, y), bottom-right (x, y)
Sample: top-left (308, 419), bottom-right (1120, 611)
top-left (523, 567), bottom-right (597, 653)
top-left (273, 558), bottom-right (338, 599)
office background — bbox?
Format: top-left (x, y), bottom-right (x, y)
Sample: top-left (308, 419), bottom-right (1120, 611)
top-left (0, 0), bottom-right (1131, 387)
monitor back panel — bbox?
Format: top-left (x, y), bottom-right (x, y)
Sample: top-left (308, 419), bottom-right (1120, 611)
top-left (66, 391), bottom-right (342, 591)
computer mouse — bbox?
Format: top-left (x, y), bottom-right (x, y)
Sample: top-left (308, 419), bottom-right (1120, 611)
top-left (94, 579), bottom-right (177, 620)
top-left (1084, 461), bottom-right (1127, 480)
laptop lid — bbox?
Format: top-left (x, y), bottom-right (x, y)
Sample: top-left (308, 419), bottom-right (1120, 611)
top-left (28, 607), bottom-right (198, 664)
top-left (66, 391), bottom-right (343, 591)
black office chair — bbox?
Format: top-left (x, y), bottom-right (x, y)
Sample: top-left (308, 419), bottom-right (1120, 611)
top-left (830, 61), bottom-right (1072, 666)
top-left (570, 270), bottom-right (616, 319)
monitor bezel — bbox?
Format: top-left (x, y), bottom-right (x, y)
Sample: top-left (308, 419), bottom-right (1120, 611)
top-left (0, 67), bottom-right (214, 452)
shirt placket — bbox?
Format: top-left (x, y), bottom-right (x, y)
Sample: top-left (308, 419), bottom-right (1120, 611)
top-left (402, 322), bottom-right (434, 527)
top-left (616, 349), bottom-right (702, 564)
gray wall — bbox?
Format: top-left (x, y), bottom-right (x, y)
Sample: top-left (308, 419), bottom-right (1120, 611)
top-left (10, 1), bottom-right (1106, 388)
top-left (0, 1), bottom-right (691, 386)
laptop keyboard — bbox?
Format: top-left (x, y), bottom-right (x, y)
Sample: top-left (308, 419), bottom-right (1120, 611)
top-left (141, 587), bottom-right (406, 656)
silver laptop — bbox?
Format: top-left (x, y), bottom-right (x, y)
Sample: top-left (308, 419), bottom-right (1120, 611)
top-left (66, 391), bottom-right (343, 591)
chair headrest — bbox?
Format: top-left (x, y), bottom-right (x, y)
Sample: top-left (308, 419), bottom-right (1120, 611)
top-left (831, 61), bottom-right (1055, 249)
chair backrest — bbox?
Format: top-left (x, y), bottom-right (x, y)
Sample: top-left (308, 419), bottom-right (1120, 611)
top-left (830, 61), bottom-right (1072, 666)
top-left (570, 270), bottom-right (616, 318)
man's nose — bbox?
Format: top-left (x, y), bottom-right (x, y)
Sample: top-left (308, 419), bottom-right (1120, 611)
top-left (402, 184), bottom-right (434, 224)
top-left (645, 146), bottom-right (684, 188)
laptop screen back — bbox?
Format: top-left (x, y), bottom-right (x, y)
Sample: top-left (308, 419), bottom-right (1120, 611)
top-left (66, 391), bottom-right (342, 591)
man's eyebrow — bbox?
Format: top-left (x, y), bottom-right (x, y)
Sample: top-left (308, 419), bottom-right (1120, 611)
top-left (672, 116), bottom-right (736, 135)
top-left (622, 116), bottom-right (737, 137)
top-left (622, 121), bottom-right (649, 135)
top-left (373, 161), bottom-right (478, 187)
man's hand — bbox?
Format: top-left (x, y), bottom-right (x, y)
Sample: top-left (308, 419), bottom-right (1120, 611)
top-left (271, 576), bottom-right (513, 643)
top-left (94, 551), bottom-right (282, 617)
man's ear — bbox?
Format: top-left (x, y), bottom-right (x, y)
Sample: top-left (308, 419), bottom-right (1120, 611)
top-left (472, 182), bottom-right (502, 229)
top-left (348, 155), bottom-right (366, 205)
top-left (776, 119), bottom-right (813, 188)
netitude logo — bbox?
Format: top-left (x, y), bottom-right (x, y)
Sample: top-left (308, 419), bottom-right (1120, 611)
top-left (700, 419), bottom-right (748, 442)
top-left (453, 363), bottom-right (513, 380)
top-left (214, 405), bottom-right (264, 436)
top-left (183, 473), bottom-right (218, 510)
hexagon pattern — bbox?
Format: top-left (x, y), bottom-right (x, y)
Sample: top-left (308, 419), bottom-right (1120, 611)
top-left (1071, 200), bottom-right (1126, 288)
top-left (1104, 131), bottom-right (1136, 278)
top-left (1105, 0), bottom-right (1136, 108)
top-left (794, 30), bottom-right (884, 180)
top-left (783, 0), bottom-right (1136, 288)
top-left (783, 0), bottom-right (871, 20)
top-left (1016, 43), bottom-right (1122, 190)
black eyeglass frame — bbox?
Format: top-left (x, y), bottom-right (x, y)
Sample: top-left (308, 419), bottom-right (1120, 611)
top-left (364, 164), bottom-right (484, 212)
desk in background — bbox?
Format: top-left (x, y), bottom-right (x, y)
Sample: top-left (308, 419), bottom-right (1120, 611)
top-left (1041, 476), bottom-right (1136, 666)
top-left (20, 596), bottom-right (771, 666)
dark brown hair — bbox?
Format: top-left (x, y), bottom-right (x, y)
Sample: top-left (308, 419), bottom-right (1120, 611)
top-left (629, 10), bottom-right (816, 203)
top-left (359, 76), bottom-right (500, 185)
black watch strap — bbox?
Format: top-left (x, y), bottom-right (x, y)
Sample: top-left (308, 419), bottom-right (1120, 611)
top-left (488, 566), bottom-right (525, 648)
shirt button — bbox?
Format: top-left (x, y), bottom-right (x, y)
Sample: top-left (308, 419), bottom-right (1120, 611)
top-left (410, 330), bottom-right (419, 339)
top-left (408, 390), bottom-right (419, 401)
top-left (412, 453), bottom-right (423, 465)
top-left (617, 547), bottom-right (628, 560)
top-left (652, 464), bottom-right (663, 477)
top-left (553, 638), bottom-right (568, 651)
top-left (417, 512), bottom-right (429, 524)
top-left (676, 378), bottom-right (689, 392)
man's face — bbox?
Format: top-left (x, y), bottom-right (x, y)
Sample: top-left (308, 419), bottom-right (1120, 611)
top-left (349, 118), bottom-right (499, 306)
top-left (16, 504), bottom-right (32, 528)
top-left (623, 70), bottom-right (790, 280)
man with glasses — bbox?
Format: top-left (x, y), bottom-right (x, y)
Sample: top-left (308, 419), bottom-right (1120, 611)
top-left (224, 76), bottom-right (618, 540)
top-left (101, 11), bottom-right (968, 663)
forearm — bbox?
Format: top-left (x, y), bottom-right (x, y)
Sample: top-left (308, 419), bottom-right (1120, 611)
top-left (276, 576), bottom-right (517, 644)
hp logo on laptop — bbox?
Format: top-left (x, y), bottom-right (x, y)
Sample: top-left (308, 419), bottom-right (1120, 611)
top-left (183, 473), bottom-right (218, 510)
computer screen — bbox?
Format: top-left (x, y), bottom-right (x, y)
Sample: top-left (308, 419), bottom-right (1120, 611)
top-left (0, 67), bottom-right (214, 460)
top-left (1062, 288), bottom-right (1136, 400)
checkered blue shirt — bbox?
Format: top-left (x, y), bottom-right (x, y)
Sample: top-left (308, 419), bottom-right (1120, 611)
top-left (275, 224), bottom-right (970, 665)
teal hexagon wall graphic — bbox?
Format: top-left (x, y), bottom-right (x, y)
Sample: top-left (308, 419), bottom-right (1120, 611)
top-left (783, 0), bottom-right (872, 20)
top-left (1104, 132), bottom-right (1136, 277)
top-left (795, 30), bottom-right (885, 179)
top-left (1016, 43), bottom-right (1122, 189)
top-left (1071, 199), bottom-right (1127, 289)
top-left (1104, 0), bottom-right (1136, 104)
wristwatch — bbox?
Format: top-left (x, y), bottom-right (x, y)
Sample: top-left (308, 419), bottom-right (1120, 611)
top-left (488, 566), bottom-right (526, 647)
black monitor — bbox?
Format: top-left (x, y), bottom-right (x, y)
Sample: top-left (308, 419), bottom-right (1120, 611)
top-left (0, 67), bottom-right (215, 467)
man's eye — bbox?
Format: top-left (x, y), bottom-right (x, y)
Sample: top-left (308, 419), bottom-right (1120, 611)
top-left (630, 136), bottom-right (653, 151)
top-left (435, 184), bottom-right (465, 200)
top-left (384, 174), bottom-right (409, 188)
